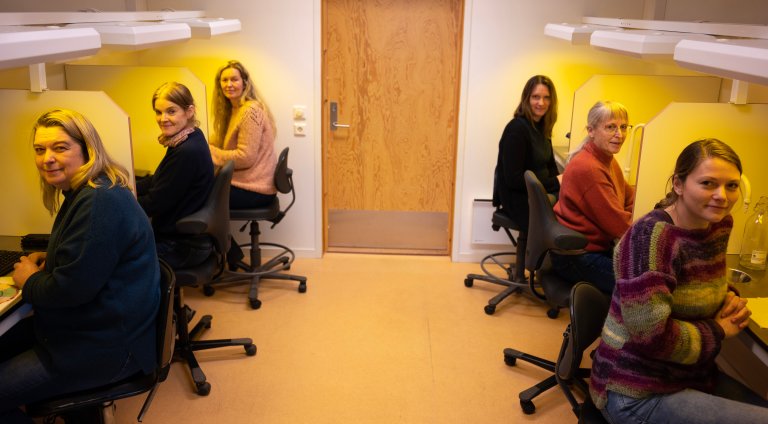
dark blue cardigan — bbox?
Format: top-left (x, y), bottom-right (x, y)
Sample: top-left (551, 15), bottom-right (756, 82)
top-left (22, 178), bottom-right (160, 378)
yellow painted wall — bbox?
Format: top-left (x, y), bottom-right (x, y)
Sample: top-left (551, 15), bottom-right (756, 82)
top-left (569, 75), bottom-right (722, 184)
top-left (634, 103), bottom-right (768, 254)
top-left (64, 65), bottom-right (207, 173)
top-left (0, 89), bottom-right (133, 235)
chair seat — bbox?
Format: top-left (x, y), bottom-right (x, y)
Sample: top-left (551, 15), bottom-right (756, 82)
top-left (491, 209), bottom-right (520, 231)
top-left (27, 371), bottom-right (159, 417)
top-left (230, 199), bottom-right (280, 222)
top-left (174, 254), bottom-right (219, 287)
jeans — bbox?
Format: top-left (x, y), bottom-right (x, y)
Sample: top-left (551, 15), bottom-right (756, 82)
top-left (551, 250), bottom-right (615, 294)
top-left (602, 371), bottom-right (768, 424)
top-left (0, 318), bottom-right (142, 423)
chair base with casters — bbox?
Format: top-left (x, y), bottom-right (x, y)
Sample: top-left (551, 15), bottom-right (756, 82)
top-left (205, 210), bottom-right (307, 309)
top-left (503, 281), bottom-right (610, 422)
top-left (464, 209), bottom-right (535, 315)
top-left (26, 260), bottom-right (177, 423)
top-left (204, 147), bottom-right (307, 310)
top-left (174, 261), bottom-right (257, 396)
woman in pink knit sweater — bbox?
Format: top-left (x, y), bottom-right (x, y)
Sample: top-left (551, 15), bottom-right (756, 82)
top-left (209, 60), bottom-right (277, 209)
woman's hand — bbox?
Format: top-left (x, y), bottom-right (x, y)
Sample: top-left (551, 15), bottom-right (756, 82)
top-left (716, 291), bottom-right (751, 338)
top-left (11, 252), bottom-right (46, 289)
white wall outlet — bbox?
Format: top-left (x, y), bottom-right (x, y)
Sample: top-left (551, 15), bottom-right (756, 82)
top-left (293, 122), bottom-right (307, 136)
top-left (293, 105), bottom-right (306, 120)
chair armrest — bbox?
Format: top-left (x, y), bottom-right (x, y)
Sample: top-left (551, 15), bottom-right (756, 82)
top-left (175, 213), bottom-right (210, 235)
top-left (547, 222), bottom-right (588, 252)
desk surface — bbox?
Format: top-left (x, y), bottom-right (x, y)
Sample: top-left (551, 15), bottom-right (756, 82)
top-left (727, 255), bottom-right (768, 349)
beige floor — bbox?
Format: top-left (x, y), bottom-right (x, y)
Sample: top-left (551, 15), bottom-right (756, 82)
top-left (114, 253), bottom-right (579, 423)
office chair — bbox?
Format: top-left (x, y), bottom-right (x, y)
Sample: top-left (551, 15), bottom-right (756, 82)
top-left (463, 207), bottom-right (528, 315)
top-left (523, 170), bottom-right (587, 319)
top-left (204, 147), bottom-right (307, 310)
top-left (173, 160), bottom-right (257, 396)
top-left (504, 282), bottom-right (610, 421)
top-left (27, 259), bottom-right (177, 423)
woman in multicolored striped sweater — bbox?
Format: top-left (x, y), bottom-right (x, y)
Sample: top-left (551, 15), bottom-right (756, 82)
top-left (590, 139), bottom-right (768, 423)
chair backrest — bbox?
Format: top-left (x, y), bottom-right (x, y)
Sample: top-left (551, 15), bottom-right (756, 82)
top-left (175, 160), bottom-right (234, 262)
top-left (269, 147), bottom-right (296, 227)
top-left (156, 259), bottom-right (176, 376)
top-left (523, 170), bottom-right (587, 272)
top-left (556, 282), bottom-right (610, 381)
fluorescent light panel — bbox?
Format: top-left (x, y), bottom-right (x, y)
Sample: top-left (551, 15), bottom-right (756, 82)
top-left (675, 38), bottom-right (768, 86)
top-left (590, 29), bottom-right (715, 58)
top-left (544, 23), bottom-right (616, 45)
top-left (66, 22), bottom-right (191, 50)
top-left (0, 26), bottom-right (100, 70)
top-left (164, 18), bottom-right (241, 39)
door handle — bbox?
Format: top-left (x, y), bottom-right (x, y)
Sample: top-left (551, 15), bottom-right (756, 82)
top-left (330, 101), bottom-right (350, 131)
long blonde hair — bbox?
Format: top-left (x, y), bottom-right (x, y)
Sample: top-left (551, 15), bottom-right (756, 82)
top-left (211, 60), bottom-right (276, 147)
top-left (32, 109), bottom-right (129, 214)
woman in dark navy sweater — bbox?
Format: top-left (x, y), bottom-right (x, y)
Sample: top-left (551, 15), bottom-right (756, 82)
top-left (0, 109), bottom-right (160, 423)
top-left (137, 82), bottom-right (214, 268)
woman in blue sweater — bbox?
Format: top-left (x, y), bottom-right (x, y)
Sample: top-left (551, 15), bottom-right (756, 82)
top-left (137, 82), bottom-right (215, 268)
top-left (0, 109), bottom-right (160, 423)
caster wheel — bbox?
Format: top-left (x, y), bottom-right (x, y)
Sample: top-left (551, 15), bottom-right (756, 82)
top-left (245, 343), bottom-right (257, 356)
top-left (196, 382), bottom-right (211, 396)
top-left (521, 400), bottom-right (535, 415)
top-left (203, 285), bottom-right (215, 296)
top-left (547, 308), bottom-right (559, 319)
top-left (298, 283), bottom-right (307, 293)
top-left (464, 278), bottom-right (473, 287)
top-left (504, 354), bottom-right (517, 367)
top-left (484, 304), bottom-right (496, 315)
top-left (250, 298), bottom-right (262, 309)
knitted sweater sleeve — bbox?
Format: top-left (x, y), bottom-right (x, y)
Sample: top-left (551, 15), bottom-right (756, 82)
top-left (209, 104), bottom-right (263, 171)
top-left (612, 215), bottom-right (724, 366)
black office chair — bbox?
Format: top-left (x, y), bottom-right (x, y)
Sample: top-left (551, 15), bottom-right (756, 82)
top-left (464, 207), bottom-right (528, 315)
top-left (523, 170), bottom-right (587, 319)
top-left (173, 160), bottom-right (257, 396)
top-left (204, 147), bottom-right (307, 310)
top-left (504, 282), bottom-right (610, 421)
top-left (464, 170), bottom-right (530, 315)
top-left (27, 259), bottom-right (177, 423)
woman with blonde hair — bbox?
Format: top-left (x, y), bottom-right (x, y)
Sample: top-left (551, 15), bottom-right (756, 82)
top-left (551, 100), bottom-right (635, 294)
top-left (209, 60), bottom-right (277, 209)
top-left (0, 109), bottom-right (160, 422)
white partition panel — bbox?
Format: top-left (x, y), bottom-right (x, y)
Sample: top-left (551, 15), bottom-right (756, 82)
top-left (0, 89), bottom-right (132, 236)
top-left (64, 65), bottom-right (207, 173)
top-left (570, 75), bottom-right (722, 184)
top-left (634, 103), bottom-right (768, 254)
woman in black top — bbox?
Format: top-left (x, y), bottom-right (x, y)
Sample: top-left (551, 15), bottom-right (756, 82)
top-left (137, 82), bottom-right (215, 268)
top-left (494, 74), bottom-right (560, 231)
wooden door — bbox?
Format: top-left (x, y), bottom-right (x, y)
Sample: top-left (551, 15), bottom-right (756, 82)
top-left (322, 0), bottom-right (464, 254)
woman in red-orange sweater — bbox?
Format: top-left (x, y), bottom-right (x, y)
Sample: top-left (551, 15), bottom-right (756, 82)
top-left (551, 101), bottom-right (635, 294)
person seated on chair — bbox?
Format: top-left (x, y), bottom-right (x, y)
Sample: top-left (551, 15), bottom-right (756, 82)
top-left (550, 101), bottom-right (635, 294)
top-left (0, 109), bottom-right (160, 424)
top-left (590, 139), bottom-right (768, 423)
top-left (208, 60), bottom-right (278, 267)
top-left (137, 82), bottom-right (215, 269)
top-left (494, 74), bottom-right (560, 232)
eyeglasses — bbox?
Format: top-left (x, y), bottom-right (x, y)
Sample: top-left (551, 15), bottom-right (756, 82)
top-left (604, 123), bottom-right (633, 133)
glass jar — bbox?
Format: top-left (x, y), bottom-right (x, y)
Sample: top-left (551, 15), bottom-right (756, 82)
top-left (740, 195), bottom-right (768, 270)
